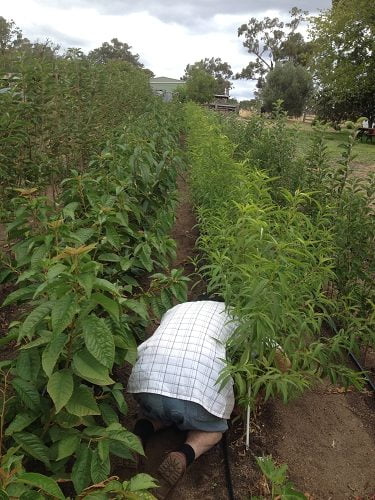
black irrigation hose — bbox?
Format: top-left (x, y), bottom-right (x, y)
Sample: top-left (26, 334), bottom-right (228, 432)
top-left (221, 431), bottom-right (235, 500)
top-left (349, 351), bottom-right (375, 392)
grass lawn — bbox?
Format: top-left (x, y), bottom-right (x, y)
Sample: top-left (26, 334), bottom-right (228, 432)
top-left (288, 121), bottom-right (375, 166)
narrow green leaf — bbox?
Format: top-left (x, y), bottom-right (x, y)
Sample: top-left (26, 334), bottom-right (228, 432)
top-left (51, 294), bottom-right (77, 335)
top-left (83, 315), bottom-right (115, 369)
top-left (98, 439), bottom-right (109, 463)
top-left (42, 332), bottom-right (67, 377)
top-left (90, 448), bottom-right (110, 483)
top-left (47, 369), bottom-right (74, 413)
top-left (66, 385), bottom-right (100, 417)
top-left (72, 445), bottom-right (92, 494)
top-left (17, 473), bottom-right (64, 500)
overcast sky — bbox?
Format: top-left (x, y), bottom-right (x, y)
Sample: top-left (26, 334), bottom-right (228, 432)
top-left (2, 1), bottom-right (331, 100)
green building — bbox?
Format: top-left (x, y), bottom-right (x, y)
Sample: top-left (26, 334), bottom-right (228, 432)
top-left (149, 76), bottom-right (185, 101)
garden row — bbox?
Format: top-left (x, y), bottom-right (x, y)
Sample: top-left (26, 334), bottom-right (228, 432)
top-left (185, 103), bottom-right (375, 407)
top-left (0, 50), bottom-right (152, 202)
top-left (0, 101), bottom-right (187, 498)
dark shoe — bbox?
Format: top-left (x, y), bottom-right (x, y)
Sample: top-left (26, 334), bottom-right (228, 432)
top-left (153, 452), bottom-right (186, 499)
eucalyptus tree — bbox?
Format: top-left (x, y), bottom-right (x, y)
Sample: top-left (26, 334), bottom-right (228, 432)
top-left (310, 0), bottom-right (375, 126)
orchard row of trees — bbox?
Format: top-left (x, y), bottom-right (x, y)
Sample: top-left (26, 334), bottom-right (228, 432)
top-left (181, 0), bottom-right (373, 123)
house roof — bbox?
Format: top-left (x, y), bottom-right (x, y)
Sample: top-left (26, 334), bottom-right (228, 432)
top-left (150, 76), bottom-right (185, 84)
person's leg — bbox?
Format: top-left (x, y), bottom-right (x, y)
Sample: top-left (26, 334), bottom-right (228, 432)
top-left (133, 393), bottom-right (172, 448)
top-left (185, 430), bottom-right (223, 460)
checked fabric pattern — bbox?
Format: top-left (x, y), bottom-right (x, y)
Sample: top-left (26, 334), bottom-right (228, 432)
top-left (127, 301), bottom-right (237, 418)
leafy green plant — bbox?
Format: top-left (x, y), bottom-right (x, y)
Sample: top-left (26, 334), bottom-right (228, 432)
top-left (185, 103), bottom-right (366, 410)
top-left (0, 101), bottom-right (188, 494)
top-left (253, 456), bottom-right (306, 500)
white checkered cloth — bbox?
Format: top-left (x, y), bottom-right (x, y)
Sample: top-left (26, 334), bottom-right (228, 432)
top-left (127, 301), bottom-right (237, 419)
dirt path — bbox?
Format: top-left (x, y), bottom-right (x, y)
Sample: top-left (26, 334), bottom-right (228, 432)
top-left (135, 172), bottom-right (375, 499)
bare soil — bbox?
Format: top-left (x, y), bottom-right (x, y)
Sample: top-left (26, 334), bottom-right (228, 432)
top-left (125, 172), bottom-right (375, 500)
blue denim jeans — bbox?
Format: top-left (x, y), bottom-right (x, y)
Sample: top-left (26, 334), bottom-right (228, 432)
top-left (134, 392), bottom-right (228, 432)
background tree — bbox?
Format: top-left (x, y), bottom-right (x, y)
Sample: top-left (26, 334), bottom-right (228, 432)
top-left (236, 7), bottom-right (312, 88)
top-left (260, 62), bottom-right (313, 116)
top-left (88, 38), bottom-right (143, 67)
top-left (0, 16), bottom-right (25, 54)
top-left (310, 0), bottom-right (375, 126)
top-left (182, 57), bottom-right (233, 94)
top-left (185, 68), bottom-right (217, 103)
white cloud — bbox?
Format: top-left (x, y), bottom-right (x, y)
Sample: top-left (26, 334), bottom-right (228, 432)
top-left (1, 0), bottom-right (328, 100)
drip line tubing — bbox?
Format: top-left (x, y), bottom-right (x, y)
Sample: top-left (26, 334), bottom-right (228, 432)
top-left (349, 351), bottom-right (375, 392)
top-left (221, 431), bottom-right (235, 500)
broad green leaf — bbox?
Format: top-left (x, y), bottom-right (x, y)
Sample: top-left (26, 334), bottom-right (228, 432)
top-left (99, 403), bottom-right (119, 426)
top-left (15, 349), bottom-right (40, 382)
top-left (106, 225), bottom-right (121, 249)
top-left (42, 332), bottom-right (67, 377)
top-left (63, 201), bottom-right (80, 220)
top-left (72, 349), bottom-right (115, 386)
top-left (46, 263), bottom-right (67, 281)
top-left (77, 272), bottom-right (95, 297)
top-left (83, 315), bottom-right (115, 369)
top-left (90, 448), bottom-right (110, 483)
top-left (13, 433), bottom-right (50, 467)
top-left (97, 253), bottom-right (121, 262)
top-left (66, 385), bottom-right (100, 417)
top-left (56, 434), bottom-right (80, 460)
top-left (71, 228), bottom-right (95, 244)
top-left (72, 445), bottom-right (92, 494)
top-left (18, 302), bottom-right (53, 341)
top-left (91, 293), bottom-right (120, 321)
top-left (5, 412), bottom-right (38, 436)
top-left (51, 293), bottom-right (77, 335)
top-left (2, 285), bottom-right (37, 307)
top-left (123, 299), bottom-right (148, 321)
top-left (16, 270), bottom-right (39, 284)
top-left (128, 473), bottom-right (158, 492)
top-left (107, 430), bottom-right (144, 455)
top-left (108, 440), bottom-right (133, 459)
top-left (93, 278), bottom-right (120, 296)
top-left (20, 331), bottom-right (52, 350)
top-left (12, 378), bottom-right (40, 411)
top-left (17, 473), bottom-right (65, 500)
top-left (47, 369), bottom-right (74, 413)
top-left (19, 490), bottom-right (44, 499)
